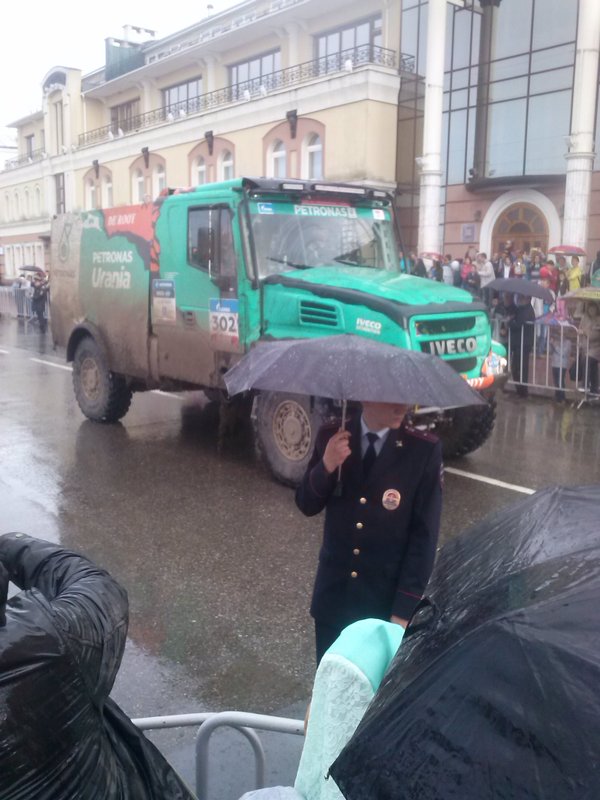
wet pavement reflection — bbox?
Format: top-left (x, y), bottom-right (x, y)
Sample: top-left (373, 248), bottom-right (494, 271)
top-left (1, 317), bottom-right (599, 795)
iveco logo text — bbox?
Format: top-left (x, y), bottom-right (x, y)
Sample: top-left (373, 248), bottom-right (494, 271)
top-left (429, 337), bottom-right (477, 355)
top-left (356, 318), bottom-right (382, 335)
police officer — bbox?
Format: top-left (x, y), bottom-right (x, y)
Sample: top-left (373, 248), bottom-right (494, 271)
top-left (296, 401), bottom-right (443, 663)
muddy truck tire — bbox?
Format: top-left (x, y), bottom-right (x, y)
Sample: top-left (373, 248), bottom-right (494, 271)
top-left (72, 337), bottom-right (132, 423)
top-left (252, 392), bottom-right (331, 487)
top-left (433, 396), bottom-right (497, 459)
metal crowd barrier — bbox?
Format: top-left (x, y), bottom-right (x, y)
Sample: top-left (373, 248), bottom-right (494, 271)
top-left (133, 710), bottom-right (304, 799)
top-left (0, 286), bottom-right (48, 323)
top-left (492, 317), bottom-right (599, 407)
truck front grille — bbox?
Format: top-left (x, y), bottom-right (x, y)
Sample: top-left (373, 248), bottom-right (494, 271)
top-left (421, 353), bottom-right (478, 373)
top-left (299, 300), bottom-right (339, 327)
top-left (412, 312), bottom-right (486, 375)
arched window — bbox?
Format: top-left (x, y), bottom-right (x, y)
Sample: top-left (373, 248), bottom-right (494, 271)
top-left (85, 179), bottom-right (97, 210)
top-left (152, 164), bottom-right (166, 197)
top-left (3, 193), bottom-right (9, 221)
top-left (268, 139), bottom-right (287, 178)
top-left (304, 133), bottom-right (323, 179)
top-left (14, 192), bottom-right (20, 219)
top-left (24, 190), bottom-right (30, 218)
top-left (102, 175), bottom-right (113, 208)
top-left (193, 156), bottom-right (207, 185)
top-left (34, 186), bottom-right (42, 217)
top-left (132, 169), bottom-right (145, 203)
top-left (219, 150), bottom-right (234, 181)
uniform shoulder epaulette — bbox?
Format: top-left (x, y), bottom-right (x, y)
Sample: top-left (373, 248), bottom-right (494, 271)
top-left (404, 425), bottom-right (439, 444)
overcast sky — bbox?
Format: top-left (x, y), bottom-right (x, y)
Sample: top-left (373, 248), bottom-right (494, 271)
top-left (0, 0), bottom-right (239, 149)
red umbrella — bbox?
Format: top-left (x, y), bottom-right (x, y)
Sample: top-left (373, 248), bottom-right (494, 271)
top-left (420, 251), bottom-right (444, 261)
top-left (547, 245), bottom-right (586, 257)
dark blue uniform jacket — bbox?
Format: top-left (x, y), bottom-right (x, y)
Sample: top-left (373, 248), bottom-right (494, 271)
top-left (296, 417), bottom-right (443, 627)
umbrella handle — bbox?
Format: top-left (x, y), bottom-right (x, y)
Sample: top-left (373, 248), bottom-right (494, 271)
top-left (403, 597), bottom-right (439, 639)
top-left (333, 401), bottom-right (347, 496)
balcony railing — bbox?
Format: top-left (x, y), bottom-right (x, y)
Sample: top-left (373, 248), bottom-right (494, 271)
top-left (4, 148), bottom-right (46, 170)
top-left (79, 45), bottom-right (413, 147)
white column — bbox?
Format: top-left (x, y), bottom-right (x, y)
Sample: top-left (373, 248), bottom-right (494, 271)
top-left (418, 0), bottom-right (448, 256)
top-left (562, 0), bottom-right (600, 253)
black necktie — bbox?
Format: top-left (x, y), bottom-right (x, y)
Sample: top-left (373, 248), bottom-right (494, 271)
top-left (363, 432), bottom-right (379, 477)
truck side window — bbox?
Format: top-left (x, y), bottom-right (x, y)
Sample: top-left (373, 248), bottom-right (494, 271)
top-left (188, 207), bottom-right (237, 280)
top-left (188, 208), bottom-right (211, 271)
top-left (219, 210), bottom-right (237, 278)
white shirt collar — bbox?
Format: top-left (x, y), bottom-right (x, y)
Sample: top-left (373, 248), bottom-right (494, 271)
top-left (360, 416), bottom-right (390, 441)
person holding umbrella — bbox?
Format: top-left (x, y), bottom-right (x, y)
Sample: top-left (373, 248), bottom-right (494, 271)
top-left (295, 401), bottom-right (443, 664)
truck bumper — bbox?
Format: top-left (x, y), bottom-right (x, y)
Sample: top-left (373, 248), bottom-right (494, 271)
top-left (466, 371), bottom-right (509, 395)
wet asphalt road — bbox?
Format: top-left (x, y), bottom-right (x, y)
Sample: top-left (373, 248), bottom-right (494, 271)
top-left (1, 316), bottom-right (599, 797)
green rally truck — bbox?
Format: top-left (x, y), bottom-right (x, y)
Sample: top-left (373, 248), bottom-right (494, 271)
top-left (50, 177), bottom-right (507, 485)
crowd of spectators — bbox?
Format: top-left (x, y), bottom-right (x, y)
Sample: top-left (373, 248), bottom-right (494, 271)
top-left (399, 240), bottom-right (591, 304)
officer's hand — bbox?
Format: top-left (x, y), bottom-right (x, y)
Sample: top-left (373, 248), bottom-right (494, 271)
top-left (322, 429), bottom-right (352, 474)
top-left (391, 615), bottom-right (408, 628)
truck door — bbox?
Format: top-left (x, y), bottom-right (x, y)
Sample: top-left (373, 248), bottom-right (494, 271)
top-left (151, 203), bottom-right (242, 386)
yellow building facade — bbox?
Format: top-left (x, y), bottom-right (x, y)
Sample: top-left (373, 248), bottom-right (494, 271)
top-left (0, 0), bottom-right (405, 280)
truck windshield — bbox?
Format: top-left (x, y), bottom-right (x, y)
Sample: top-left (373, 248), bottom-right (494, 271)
top-left (248, 199), bottom-right (399, 278)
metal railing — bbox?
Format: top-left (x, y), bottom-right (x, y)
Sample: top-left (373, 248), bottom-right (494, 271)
top-left (4, 148), bottom-right (46, 169)
top-left (133, 710), bottom-right (304, 799)
top-left (492, 317), bottom-right (599, 407)
top-left (79, 45), bottom-right (409, 147)
top-left (0, 286), bottom-right (49, 324)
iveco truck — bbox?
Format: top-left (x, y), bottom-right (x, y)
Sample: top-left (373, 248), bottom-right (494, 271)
top-left (50, 177), bottom-right (506, 485)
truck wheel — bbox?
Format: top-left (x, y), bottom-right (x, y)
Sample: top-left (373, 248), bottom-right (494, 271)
top-left (252, 392), bottom-right (329, 487)
top-left (72, 337), bottom-right (132, 423)
top-left (435, 396), bottom-right (496, 458)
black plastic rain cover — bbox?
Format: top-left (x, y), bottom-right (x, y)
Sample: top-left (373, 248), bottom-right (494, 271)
top-left (331, 486), bottom-right (600, 800)
top-left (0, 534), bottom-right (195, 800)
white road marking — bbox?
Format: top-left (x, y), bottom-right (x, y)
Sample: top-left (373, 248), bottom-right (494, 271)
top-left (29, 358), bottom-right (183, 402)
top-left (150, 390), bottom-right (184, 400)
top-left (445, 466), bottom-right (535, 495)
top-left (30, 357), bottom-right (72, 371)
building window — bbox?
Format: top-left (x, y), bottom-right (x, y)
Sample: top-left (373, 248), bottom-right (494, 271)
top-left (304, 133), bottom-right (323, 179)
top-left (25, 135), bottom-right (35, 157)
top-left (110, 98), bottom-right (140, 135)
top-left (4, 193), bottom-right (11, 221)
top-left (24, 190), bottom-right (30, 217)
top-left (316, 15), bottom-right (382, 69)
top-left (193, 156), bottom-right (207, 185)
top-left (229, 50), bottom-right (281, 99)
top-left (35, 186), bottom-right (41, 216)
top-left (54, 100), bottom-right (64, 154)
top-left (163, 76), bottom-right (203, 114)
top-left (219, 150), bottom-right (234, 181)
top-left (14, 192), bottom-right (20, 219)
top-left (438, 0), bottom-right (578, 185)
top-left (132, 169), bottom-right (145, 203)
top-left (55, 173), bottom-right (65, 213)
top-left (152, 164), bottom-right (166, 197)
top-left (85, 179), bottom-right (97, 210)
top-left (102, 176), bottom-right (113, 208)
top-left (268, 140), bottom-right (287, 178)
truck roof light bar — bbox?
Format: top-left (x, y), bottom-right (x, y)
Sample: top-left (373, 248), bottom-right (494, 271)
top-left (312, 183), bottom-right (366, 195)
top-left (280, 182), bottom-right (305, 191)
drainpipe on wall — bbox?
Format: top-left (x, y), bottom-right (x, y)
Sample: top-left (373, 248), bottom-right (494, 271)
top-left (562, 0), bottom-right (600, 259)
top-left (417, 0), bottom-right (448, 257)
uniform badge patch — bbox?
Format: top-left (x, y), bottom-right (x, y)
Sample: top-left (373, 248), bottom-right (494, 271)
top-left (382, 489), bottom-right (401, 510)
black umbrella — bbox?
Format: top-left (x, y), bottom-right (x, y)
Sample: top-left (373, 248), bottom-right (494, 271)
top-left (224, 335), bottom-right (484, 409)
top-left (331, 485), bottom-right (600, 800)
top-left (488, 277), bottom-right (554, 303)
top-left (19, 265), bottom-right (45, 273)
